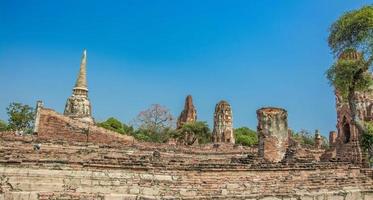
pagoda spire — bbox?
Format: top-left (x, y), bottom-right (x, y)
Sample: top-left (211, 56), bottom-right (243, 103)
top-left (64, 49), bottom-right (94, 123)
top-left (74, 49), bottom-right (88, 91)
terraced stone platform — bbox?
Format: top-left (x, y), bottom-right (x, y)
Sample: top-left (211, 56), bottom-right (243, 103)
top-left (1, 135), bottom-right (373, 200)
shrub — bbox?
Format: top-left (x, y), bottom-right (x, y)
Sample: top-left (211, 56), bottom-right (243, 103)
top-left (97, 117), bottom-right (133, 135)
top-left (234, 127), bottom-right (258, 147)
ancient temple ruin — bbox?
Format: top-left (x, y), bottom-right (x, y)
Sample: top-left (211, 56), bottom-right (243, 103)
top-left (333, 49), bottom-right (373, 165)
top-left (257, 107), bottom-right (288, 163)
top-left (64, 49), bottom-right (94, 123)
top-left (212, 100), bottom-right (235, 143)
top-left (176, 95), bottom-right (197, 129)
top-left (1, 49), bottom-right (373, 200)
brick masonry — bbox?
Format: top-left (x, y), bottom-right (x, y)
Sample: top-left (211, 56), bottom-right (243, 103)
top-left (257, 107), bottom-right (288, 163)
top-left (0, 140), bottom-right (373, 200)
top-left (35, 106), bottom-right (134, 145)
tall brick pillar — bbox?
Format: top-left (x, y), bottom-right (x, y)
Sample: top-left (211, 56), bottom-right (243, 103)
top-left (257, 107), bottom-right (288, 163)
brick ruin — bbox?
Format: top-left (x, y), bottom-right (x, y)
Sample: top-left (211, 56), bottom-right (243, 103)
top-left (34, 102), bottom-right (134, 145)
top-left (1, 50), bottom-right (373, 199)
top-left (257, 107), bottom-right (288, 163)
top-left (212, 100), bottom-right (235, 144)
top-left (325, 49), bottom-right (373, 165)
top-left (1, 130), bottom-right (373, 199)
top-left (64, 49), bottom-right (94, 124)
top-left (176, 95), bottom-right (197, 129)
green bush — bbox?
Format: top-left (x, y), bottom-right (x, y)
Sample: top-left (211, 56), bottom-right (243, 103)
top-left (362, 122), bottom-right (373, 166)
top-left (234, 127), bottom-right (258, 147)
top-left (175, 121), bottom-right (211, 145)
top-left (132, 128), bottom-right (175, 143)
top-left (97, 117), bottom-right (133, 135)
top-left (0, 120), bottom-right (7, 131)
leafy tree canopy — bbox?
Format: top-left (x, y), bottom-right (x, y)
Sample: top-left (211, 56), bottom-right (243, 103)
top-left (326, 49), bottom-right (372, 99)
top-left (97, 117), bottom-right (133, 135)
top-left (328, 5), bottom-right (373, 57)
top-left (327, 5), bottom-right (373, 99)
top-left (132, 127), bottom-right (175, 143)
top-left (6, 102), bottom-right (34, 132)
top-left (0, 120), bottom-right (8, 131)
top-left (174, 121), bottom-right (211, 145)
top-left (234, 127), bottom-right (258, 147)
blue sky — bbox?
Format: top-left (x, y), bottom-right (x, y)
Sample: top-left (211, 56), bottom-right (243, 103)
top-left (0, 0), bottom-right (371, 136)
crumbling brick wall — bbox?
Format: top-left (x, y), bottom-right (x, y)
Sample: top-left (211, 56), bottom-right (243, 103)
top-left (35, 107), bottom-right (134, 145)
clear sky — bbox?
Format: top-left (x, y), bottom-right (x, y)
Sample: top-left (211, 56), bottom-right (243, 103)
top-left (0, 0), bottom-right (371, 136)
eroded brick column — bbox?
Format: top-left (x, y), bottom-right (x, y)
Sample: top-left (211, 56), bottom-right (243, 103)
top-left (257, 107), bottom-right (288, 162)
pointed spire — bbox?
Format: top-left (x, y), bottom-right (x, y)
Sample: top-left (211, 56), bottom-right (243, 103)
top-left (177, 95), bottom-right (197, 129)
top-left (184, 95), bottom-right (194, 110)
top-left (74, 49), bottom-right (88, 91)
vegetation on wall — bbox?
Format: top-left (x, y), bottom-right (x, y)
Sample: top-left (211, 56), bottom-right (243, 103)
top-left (326, 5), bottom-right (373, 160)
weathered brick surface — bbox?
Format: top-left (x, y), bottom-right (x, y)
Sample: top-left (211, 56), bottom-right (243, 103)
top-left (212, 101), bottom-right (235, 144)
top-left (36, 108), bottom-right (134, 145)
top-left (257, 107), bottom-right (288, 163)
top-left (0, 139), bottom-right (372, 199)
top-left (177, 95), bottom-right (197, 129)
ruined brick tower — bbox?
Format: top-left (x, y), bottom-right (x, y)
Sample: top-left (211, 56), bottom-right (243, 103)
top-left (257, 107), bottom-right (288, 163)
top-left (177, 95), bottom-right (197, 129)
top-left (212, 100), bottom-right (235, 143)
top-left (64, 49), bottom-right (93, 123)
top-left (334, 49), bottom-right (373, 164)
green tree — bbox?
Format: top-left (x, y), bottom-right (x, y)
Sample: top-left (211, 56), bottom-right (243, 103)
top-left (326, 5), bottom-right (373, 159)
top-left (132, 127), bottom-right (175, 143)
top-left (291, 129), bottom-right (315, 147)
top-left (362, 122), bottom-right (373, 165)
top-left (0, 120), bottom-right (8, 131)
top-left (174, 121), bottom-right (211, 145)
top-left (234, 127), bottom-right (258, 147)
top-left (97, 117), bottom-right (133, 135)
top-left (6, 102), bottom-right (34, 132)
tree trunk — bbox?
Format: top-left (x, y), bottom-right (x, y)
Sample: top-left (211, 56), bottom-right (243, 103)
top-left (348, 66), bottom-right (367, 135)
